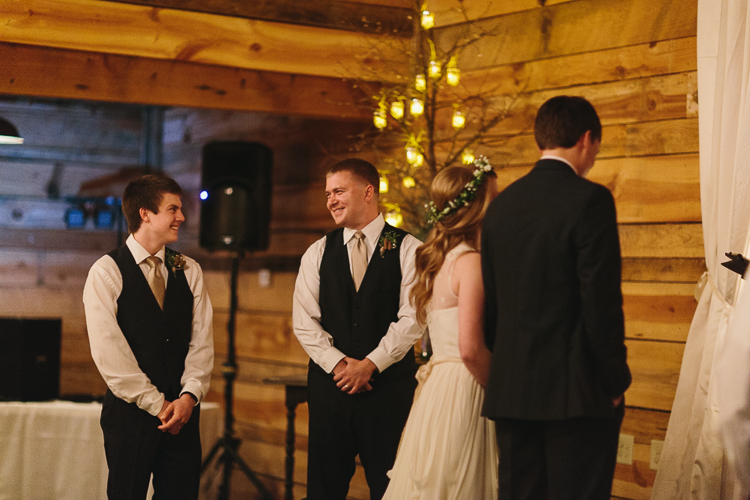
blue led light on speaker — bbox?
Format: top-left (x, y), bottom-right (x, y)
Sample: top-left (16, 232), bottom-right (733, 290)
top-left (200, 190), bottom-right (209, 200)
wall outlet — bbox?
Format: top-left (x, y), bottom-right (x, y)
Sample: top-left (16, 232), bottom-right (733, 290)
top-left (617, 433), bottom-right (634, 465)
top-left (258, 268), bottom-right (272, 288)
top-left (650, 439), bottom-right (664, 470)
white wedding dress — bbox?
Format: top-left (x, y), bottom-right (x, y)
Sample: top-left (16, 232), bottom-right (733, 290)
top-left (383, 243), bottom-right (498, 500)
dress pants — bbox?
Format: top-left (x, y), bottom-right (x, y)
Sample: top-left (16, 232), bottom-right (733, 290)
top-left (495, 403), bottom-right (624, 500)
top-left (306, 369), bottom-right (416, 500)
top-left (100, 390), bottom-right (202, 500)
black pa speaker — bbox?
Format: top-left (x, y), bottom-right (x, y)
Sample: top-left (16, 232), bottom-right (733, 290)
top-left (200, 142), bottom-right (273, 252)
top-left (0, 318), bottom-right (61, 401)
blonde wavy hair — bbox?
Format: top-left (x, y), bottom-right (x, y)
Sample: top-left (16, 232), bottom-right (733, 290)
top-left (410, 165), bottom-right (496, 325)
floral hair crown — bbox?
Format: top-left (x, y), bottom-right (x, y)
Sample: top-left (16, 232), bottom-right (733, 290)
top-left (426, 157), bottom-right (494, 224)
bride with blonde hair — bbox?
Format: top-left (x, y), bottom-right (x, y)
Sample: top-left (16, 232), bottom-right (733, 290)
top-left (383, 159), bottom-right (499, 499)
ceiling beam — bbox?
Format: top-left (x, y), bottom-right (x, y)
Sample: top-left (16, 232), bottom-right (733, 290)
top-left (1, 0), bottom-right (409, 82)
top-left (100, 0), bottom-right (414, 35)
top-left (0, 42), bottom-right (374, 120)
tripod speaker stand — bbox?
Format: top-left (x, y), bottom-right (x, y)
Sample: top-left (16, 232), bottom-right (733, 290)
top-left (198, 141), bottom-right (274, 499)
top-left (200, 253), bottom-right (273, 500)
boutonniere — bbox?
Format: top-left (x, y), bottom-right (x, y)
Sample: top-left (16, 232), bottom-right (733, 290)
top-left (378, 230), bottom-right (399, 258)
top-left (165, 248), bottom-right (187, 277)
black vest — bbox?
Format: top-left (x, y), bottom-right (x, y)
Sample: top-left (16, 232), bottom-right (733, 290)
top-left (109, 245), bottom-right (194, 401)
top-left (314, 224), bottom-right (415, 382)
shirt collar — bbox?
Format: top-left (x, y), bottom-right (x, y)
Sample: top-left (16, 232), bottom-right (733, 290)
top-left (126, 234), bottom-right (165, 264)
top-left (540, 154), bottom-right (577, 173)
top-left (343, 213), bottom-right (385, 246)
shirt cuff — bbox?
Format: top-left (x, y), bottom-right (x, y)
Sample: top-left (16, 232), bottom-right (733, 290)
top-left (319, 348), bottom-right (347, 374)
top-left (367, 347), bottom-right (394, 374)
top-left (143, 394), bottom-right (166, 417)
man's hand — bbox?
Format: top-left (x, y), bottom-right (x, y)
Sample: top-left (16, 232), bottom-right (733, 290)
top-left (333, 357), bottom-right (377, 394)
top-left (157, 393), bottom-right (195, 435)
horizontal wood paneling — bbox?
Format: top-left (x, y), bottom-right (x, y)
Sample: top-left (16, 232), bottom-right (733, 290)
top-left (625, 339), bottom-right (684, 411)
top-left (619, 223), bottom-right (703, 258)
top-left (622, 282), bottom-right (696, 342)
top-left (0, 42), bottom-right (373, 119)
top-left (621, 257), bottom-right (704, 283)
top-left (1, 0), bottom-right (408, 80)
top-left (438, 0), bottom-right (696, 71)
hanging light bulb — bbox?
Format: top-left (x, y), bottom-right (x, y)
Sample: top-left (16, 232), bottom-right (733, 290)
top-left (446, 56), bottom-right (460, 87)
top-left (373, 109), bottom-right (387, 129)
top-left (385, 209), bottom-right (404, 227)
top-left (406, 146), bottom-right (419, 165)
top-left (421, 10), bottom-right (435, 30)
top-left (403, 176), bottom-right (416, 188)
top-left (414, 153), bottom-right (424, 167)
top-left (462, 149), bottom-right (475, 164)
top-left (429, 60), bottom-right (441, 80)
top-left (379, 176), bottom-right (389, 193)
top-left (390, 100), bottom-right (404, 120)
top-left (410, 98), bottom-right (424, 117)
top-left (452, 109), bottom-right (466, 130)
top-left (415, 74), bottom-right (427, 93)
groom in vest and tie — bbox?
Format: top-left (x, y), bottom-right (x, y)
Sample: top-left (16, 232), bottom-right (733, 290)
top-left (293, 158), bottom-right (422, 499)
top-left (83, 175), bottom-right (214, 500)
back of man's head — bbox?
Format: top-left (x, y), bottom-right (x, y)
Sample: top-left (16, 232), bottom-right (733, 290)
top-left (326, 158), bottom-right (380, 200)
top-left (122, 174), bottom-right (183, 234)
top-left (534, 96), bottom-right (602, 150)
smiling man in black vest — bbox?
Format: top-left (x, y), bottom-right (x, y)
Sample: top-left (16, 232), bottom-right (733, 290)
top-left (83, 175), bottom-right (214, 500)
top-left (293, 158), bottom-right (422, 500)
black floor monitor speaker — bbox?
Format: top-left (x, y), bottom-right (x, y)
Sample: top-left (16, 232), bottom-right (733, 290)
top-left (0, 318), bottom-right (61, 401)
top-left (200, 141), bottom-right (273, 253)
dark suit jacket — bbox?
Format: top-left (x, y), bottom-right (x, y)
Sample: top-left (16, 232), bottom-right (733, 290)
top-left (481, 159), bottom-right (631, 420)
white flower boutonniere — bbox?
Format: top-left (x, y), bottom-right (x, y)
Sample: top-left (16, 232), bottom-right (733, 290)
top-left (165, 248), bottom-right (187, 277)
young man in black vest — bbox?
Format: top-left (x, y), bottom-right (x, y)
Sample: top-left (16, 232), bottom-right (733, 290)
top-left (83, 175), bottom-right (214, 500)
top-left (481, 96), bottom-right (631, 500)
top-left (293, 158), bottom-right (422, 500)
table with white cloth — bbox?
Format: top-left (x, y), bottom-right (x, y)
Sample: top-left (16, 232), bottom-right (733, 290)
top-left (0, 400), bottom-right (224, 500)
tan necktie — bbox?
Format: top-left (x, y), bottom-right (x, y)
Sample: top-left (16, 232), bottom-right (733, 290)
top-left (351, 231), bottom-right (368, 291)
top-left (145, 256), bottom-right (165, 309)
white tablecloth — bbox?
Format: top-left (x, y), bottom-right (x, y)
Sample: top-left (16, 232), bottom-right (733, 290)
top-left (0, 400), bottom-right (223, 500)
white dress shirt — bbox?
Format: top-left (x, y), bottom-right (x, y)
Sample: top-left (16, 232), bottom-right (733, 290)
top-left (83, 235), bottom-right (214, 416)
top-left (292, 213), bottom-right (423, 374)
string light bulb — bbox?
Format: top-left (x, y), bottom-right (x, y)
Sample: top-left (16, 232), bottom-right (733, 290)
top-left (429, 60), bottom-right (441, 80)
top-left (420, 10), bottom-right (434, 30)
top-left (390, 100), bottom-right (404, 120)
top-left (385, 209), bottom-right (404, 227)
top-left (406, 146), bottom-right (419, 165)
top-left (410, 98), bottom-right (424, 117)
top-left (414, 153), bottom-right (424, 167)
top-left (379, 176), bottom-right (389, 193)
top-left (373, 109), bottom-right (387, 129)
top-left (446, 57), bottom-right (460, 86)
top-left (452, 108), bottom-right (466, 130)
top-left (403, 176), bottom-right (416, 188)
top-left (462, 149), bottom-right (475, 164)
top-left (415, 74), bottom-right (427, 93)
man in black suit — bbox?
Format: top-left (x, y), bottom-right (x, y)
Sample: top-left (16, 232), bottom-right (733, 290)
top-left (481, 96), bottom-right (632, 500)
top-left (292, 158), bottom-right (422, 499)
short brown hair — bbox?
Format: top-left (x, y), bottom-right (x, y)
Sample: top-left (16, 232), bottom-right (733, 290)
top-left (326, 158), bottom-right (380, 199)
top-left (534, 96), bottom-right (602, 150)
top-left (122, 175), bottom-right (183, 233)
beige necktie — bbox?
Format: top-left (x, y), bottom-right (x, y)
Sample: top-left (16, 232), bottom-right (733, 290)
top-left (351, 231), bottom-right (367, 291)
top-left (145, 256), bottom-right (165, 309)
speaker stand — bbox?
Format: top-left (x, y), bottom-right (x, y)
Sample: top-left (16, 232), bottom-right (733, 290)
top-left (201, 253), bottom-right (273, 500)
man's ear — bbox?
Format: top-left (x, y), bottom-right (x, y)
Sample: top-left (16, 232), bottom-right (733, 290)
top-left (364, 183), bottom-right (375, 201)
top-left (139, 207), bottom-right (150, 224)
top-left (576, 130), bottom-right (592, 149)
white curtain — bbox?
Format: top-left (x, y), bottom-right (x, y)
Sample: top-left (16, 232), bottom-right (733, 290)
top-left (651, 1), bottom-right (750, 499)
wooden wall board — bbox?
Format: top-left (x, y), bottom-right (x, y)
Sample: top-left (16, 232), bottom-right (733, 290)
top-left (436, 0), bottom-right (696, 71)
top-left (1, 0), bottom-right (408, 81)
top-left (621, 257), bottom-right (704, 283)
top-left (622, 284), bottom-right (697, 342)
top-left (205, 270), bottom-right (297, 314)
top-left (455, 37), bottom-right (697, 96)
top-left (101, 0), bottom-right (414, 35)
top-left (624, 339), bottom-right (684, 412)
top-left (619, 223), bottom-right (703, 258)
top-left (211, 312), bottom-right (308, 365)
top-left (0, 43), bottom-right (373, 119)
